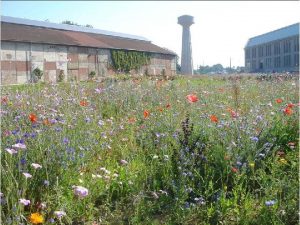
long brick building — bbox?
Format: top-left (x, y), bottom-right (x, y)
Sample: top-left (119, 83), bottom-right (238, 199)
top-left (244, 23), bottom-right (299, 73)
top-left (1, 16), bottom-right (177, 85)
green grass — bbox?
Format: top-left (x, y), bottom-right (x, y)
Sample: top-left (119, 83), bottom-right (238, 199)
top-left (1, 75), bottom-right (299, 224)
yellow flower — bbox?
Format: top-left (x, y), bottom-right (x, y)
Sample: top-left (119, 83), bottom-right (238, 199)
top-left (249, 163), bottom-right (255, 168)
top-left (28, 212), bottom-right (44, 224)
top-left (279, 158), bottom-right (287, 164)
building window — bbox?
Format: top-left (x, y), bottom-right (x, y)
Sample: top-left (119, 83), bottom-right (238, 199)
top-left (294, 54), bottom-right (299, 66)
top-left (266, 44), bottom-right (272, 56)
top-left (274, 56), bottom-right (281, 68)
top-left (274, 42), bottom-right (281, 55)
top-left (252, 48), bottom-right (256, 58)
top-left (251, 60), bottom-right (256, 70)
top-left (283, 40), bottom-right (291, 54)
top-left (283, 55), bottom-right (291, 67)
top-left (246, 49), bottom-right (250, 59)
top-left (258, 46), bottom-right (264, 57)
top-left (294, 38), bottom-right (299, 52)
top-left (265, 58), bottom-right (272, 68)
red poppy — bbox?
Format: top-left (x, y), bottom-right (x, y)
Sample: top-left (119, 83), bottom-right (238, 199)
top-left (284, 107), bottom-right (293, 115)
top-left (80, 100), bottom-right (88, 107)
top-left (143, 110), bottom-right (150, 119)
top-left (210, 115), bottom-right (218, 123)
top-left (231, 167), bottom-right (238, 173)
top-left (166, 103), bottom-right (171, 109)
top-left (276, 98), bottom-right (283, 104)
top-left (29, 113), bottom-right (37, 123)
top-left (186, 94), bottom-right (198, 103)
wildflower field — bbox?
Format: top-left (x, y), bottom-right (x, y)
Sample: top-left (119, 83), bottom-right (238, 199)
top-left (1, 74), bottom-right (299, 224)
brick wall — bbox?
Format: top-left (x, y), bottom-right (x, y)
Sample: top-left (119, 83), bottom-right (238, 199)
top-left (1, 41), bottom-right (176, 85)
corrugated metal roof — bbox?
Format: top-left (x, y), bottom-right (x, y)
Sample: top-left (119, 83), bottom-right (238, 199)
top-left (1, 16), bottom-right (150, 42)
top-left (245, 23), bottom-right (299, 48)
top-left (1, 21), bottom-right (176, 56)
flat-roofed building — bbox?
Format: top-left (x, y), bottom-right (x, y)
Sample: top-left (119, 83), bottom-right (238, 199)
top-left (244, 23), bottom-right (299, 73)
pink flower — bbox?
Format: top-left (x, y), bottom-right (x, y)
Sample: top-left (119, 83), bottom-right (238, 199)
top-left (72, 186), bottom-right (89, 198)
top-left (120, 159), bottom-right (128, 165)
top-left (5, 148), bottom-right (18, 155)
top-left (54, 211), bottom-right (66, 218)
top-left (22, 172), bottom-right (32, 179)
top-left (19, 198), bottom-right (30, 206)
top-left (12, 143), bottom-right (26, 149)
top-left (31, 163), bottom-right (42, 169)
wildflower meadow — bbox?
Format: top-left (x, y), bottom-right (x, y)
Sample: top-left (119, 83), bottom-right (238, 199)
top-left (1, 74), bottom-right (299, 224)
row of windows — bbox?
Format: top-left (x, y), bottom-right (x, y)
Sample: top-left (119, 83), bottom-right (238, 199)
top-left (246, 37), bottom-right (299, 59)
top-left (250, 54), bottom-right (299, 68)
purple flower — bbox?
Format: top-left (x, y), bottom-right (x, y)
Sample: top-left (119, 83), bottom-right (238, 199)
top-left (12, 143), bottom-right (26, 149)
top-left (44, 180), bottom-right (50, 186)
top-left (63, 138), bottom-right (69, 144)
top-left (23, 133), bottom-right (30, 138)
top-left (95, 88), bottom-right (103, 94)
top-left (72, 186), bottom-right (89, 198)
top-left (31, 132), bottom-right (37, 138)
top-left (54, 211), bottom-right (66, 218)
top-left (250, 136), bottom-right (259, 142)
top-left (50, 119), bottom-right (58, 124)
top-left (20, 158), bottom-right (26, 165)
top-left (12, 130), bottom-right (19, 135)
top-left (48, 218), bottom-right (55, 223)
top-left (55, 127), bottom-right (62, 132)
top-left (265, 200), bottom-right (276, 206)
top-left (120, 159), bottom-right (128, 165)
top-left (98, 120), bottom-right (105, 126)
top-left (22, 172), bottom-right (32, 179)
top-left (5, 148), bottom-right (18, 155)
top-left (19, 198), bottom-right (30, 206)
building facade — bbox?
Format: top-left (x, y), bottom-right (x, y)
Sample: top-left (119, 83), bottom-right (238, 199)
top-left (1, 16), bottom-right (177, 85)
top-left (245, 23), bottom-right (299, 73)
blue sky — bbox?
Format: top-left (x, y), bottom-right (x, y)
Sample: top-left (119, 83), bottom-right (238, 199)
top-left (2, 1), bottom-right (300, 68)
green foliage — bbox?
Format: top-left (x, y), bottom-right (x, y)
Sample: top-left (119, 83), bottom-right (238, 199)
top-left (31, 67), bottom-right (43, 82)
top-left (111, 49), bottom-right (150, 73)
top-left (88, 71), bottom-right (96, 80)
top-left (1, 76), bottom-right (298, 224)
top-left (57, 70), bottom-right (65, 82)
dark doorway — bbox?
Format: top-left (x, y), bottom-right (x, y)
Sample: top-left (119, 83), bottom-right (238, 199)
top-left (259, 62), bottom-right (263, 70)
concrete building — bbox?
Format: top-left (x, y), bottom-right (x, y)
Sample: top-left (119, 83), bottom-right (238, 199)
top-left (178, 15), bottom-right (194, 75)
top-left (244, 23), bottom-right (299, 73)
top-left (1, 16), bottom-right (177, 85)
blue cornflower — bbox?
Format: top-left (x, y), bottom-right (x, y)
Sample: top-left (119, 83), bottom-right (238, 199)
top-left (63, 137), bottom-right (69, 144)
top-left (44, 180), bottom-right (50, 186)
top-left (20, 158), bottom-right (26, 165)
top-left (12, 130), bottom-right (19, 135)
top-left (265, 200), bottom-right (276, 206)
top-left (250, 136), bottom-right (259, 142)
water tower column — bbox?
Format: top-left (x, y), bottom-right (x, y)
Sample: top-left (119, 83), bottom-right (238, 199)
top-left (178, 15), bottom-right (194, 75)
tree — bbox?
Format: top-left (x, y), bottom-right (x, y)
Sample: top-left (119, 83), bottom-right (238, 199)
top-left (176, 56), bottom-right (181, 73)
top-left (61, 20), bottom-right (93, 28)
